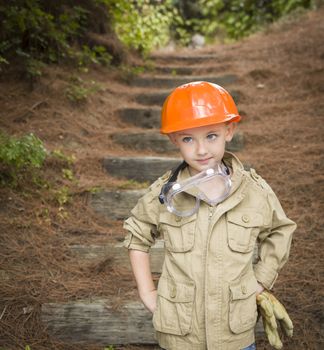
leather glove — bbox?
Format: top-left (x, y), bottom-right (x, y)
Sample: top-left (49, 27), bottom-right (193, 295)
top-left (256, 290), bottom-right (293, 349)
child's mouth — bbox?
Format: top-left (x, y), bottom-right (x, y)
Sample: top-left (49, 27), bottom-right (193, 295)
top-left (197, 158), bottom-right (212, 165)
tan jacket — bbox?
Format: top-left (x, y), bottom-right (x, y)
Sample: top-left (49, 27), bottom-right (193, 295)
top-left (124, 152), bottom-right (296, 350)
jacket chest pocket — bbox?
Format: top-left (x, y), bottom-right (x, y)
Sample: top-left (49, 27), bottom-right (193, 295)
top-left (227, 211), bottom-right (263, 253)
top-left (229, 275), bottom-right (258, 334)
top-left (153, 276), bottom-right (195, 336)
top-left (158, 212), bottom-right (196, 253)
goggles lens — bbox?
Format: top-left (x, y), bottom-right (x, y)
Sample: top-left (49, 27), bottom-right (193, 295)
top-left (161, 163), bottom-right (231, 217)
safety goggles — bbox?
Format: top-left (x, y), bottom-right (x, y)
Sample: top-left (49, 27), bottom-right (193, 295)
top-left (159, 162), bottom-right (231, 217)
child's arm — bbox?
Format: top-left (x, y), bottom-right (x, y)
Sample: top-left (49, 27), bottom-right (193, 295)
top-left (129, 249), bottom-right (157, 313)
top-left (254, 189), bottom-right (297, 290)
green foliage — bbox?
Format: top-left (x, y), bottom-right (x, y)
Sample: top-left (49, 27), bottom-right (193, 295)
top-left (1, 2), bottom-right (83, 65)
top-left (62, 168), bottom-right (74, 181)
top-left (54, 186), bottom-right (70, 206)
top-left (109, 0), bottom-right (181, 55)
top-left (0, 132), bottom-right (46, 170)
top-left (71, 45), bottom-right (113, 70)
top-left (0, 55), bottom-right (9, 71)
top-left (109, 0), bottom-right (315, 51)
top-left (65, 76), bottom-right (101, 103)
top-left (0, 132), bottom-right (47, 185)
top-left (25, 58), bottom-right (46, 79)
top-left (219, 0), bottom-right (314, 39)
top-left (0, 1), bottom-right (112, 77)
top-left (0, 0), bottom-right (318, 72)
top-left (48, 149), bottom-right (76, 217)
top-left (51, 149), bottom-right (75, 165)
top-left (119, 64), bottom-right (146, 81)
top-left (176, 0), bottom-right (315, 40)
top-left (174, 0), bottom-right (225, 44)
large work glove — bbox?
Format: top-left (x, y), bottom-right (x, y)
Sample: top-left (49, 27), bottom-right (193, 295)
top-left (256, 290), bottom-right (293, 349)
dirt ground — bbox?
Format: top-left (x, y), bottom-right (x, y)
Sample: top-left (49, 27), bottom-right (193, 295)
top-left (0, 6), bottom-right (323, 350)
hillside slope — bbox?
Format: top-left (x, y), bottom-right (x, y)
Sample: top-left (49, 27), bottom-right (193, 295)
top-left (0, 7), bottom-right (323, 350)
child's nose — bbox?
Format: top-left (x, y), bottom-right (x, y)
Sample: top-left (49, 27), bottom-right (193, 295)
top-left (196, 140), bottom-right (208, 156)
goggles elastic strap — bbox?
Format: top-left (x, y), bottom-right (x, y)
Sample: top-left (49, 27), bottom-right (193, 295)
top-left (159, 161), bottom-right (187, 204)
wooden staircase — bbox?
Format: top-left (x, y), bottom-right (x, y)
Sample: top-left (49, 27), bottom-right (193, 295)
top-left (41, 53), bottom-right (261, 347)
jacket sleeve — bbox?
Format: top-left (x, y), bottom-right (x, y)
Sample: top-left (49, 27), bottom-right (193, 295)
top-left (253, 188), bottom-right (297, 290)
top-left (123, 179), bottom-right (163, 253)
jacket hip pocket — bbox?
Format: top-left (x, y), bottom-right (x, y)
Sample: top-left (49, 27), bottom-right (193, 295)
top-left (153, 276), bottom-right (195, 335)
top-left (229, 275), bottom-right (258, 334)
top-left (227, 211), bottom-right (263, 253)
top-left (158, 212), bottom-right (197, 252)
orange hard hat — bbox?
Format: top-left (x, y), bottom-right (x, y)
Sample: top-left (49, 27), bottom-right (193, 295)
top-left (160, 81), bottom-right (241, 134)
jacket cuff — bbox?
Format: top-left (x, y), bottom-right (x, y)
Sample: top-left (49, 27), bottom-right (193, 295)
top-left (123, 233), bottom-right (150, 253)
top-left (254, 262), bottom-right (279, 290)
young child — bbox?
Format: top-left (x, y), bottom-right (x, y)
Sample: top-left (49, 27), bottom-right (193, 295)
top-left (123, 81), bottom-right (296, 350)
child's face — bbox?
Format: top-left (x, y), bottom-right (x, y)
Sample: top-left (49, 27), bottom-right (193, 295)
top-left (168, 123), bottom-right (236, 175)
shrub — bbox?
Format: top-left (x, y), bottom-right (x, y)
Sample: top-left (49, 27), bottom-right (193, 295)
top-left (0, 132), bottom-right (47, 184)
top-left (0, 0), bottom-right (318, 72)
top-left (0, 1), bottom-right (112, 77)
top-left (109, 0), bottom-right (180, 55)
top-left (65, 76), bottom-right (101, 103)
top-left (175, 0), bottom-right (316, 40)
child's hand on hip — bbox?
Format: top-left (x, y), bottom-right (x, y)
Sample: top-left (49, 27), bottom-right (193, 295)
top-left (140, 288), bottom-right (158, 313)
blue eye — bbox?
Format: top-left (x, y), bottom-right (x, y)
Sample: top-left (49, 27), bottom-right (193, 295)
top-left (207, 134), bottom-right (218, 141)
top-left (182, 136), bottom-right (192, 143)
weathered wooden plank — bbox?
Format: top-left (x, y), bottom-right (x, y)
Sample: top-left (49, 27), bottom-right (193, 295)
top-left (116, 107), bottom-right (160, 129)
top-left (150, 54), bottom-right (219, 62)
top-left (134, 89), bottom-right (240, 106)
top-left (154, 66), bottom-right (197, 75)
top-left (70, 241), bottom-right (165, 274)
top-left (134, 91), bottom-right (169, 106)
top-left (41, 300), bottom-right (157, 345)
top-left (111, 131), bottom-right (176, 153)
top-left (42, 298), bottom-right (263, 345)
top-left (153, 65), bottom-right (233, 75)
top-left (129, 74), bottom-right (238, 88)
top-left (111, 131), bottom-right (244, 153)
top-left (91, 189), bottom-right (145, 220)
top-left (103, 156), bottom-right (181, 183)
top-left (70, 241), bottom-right (258, 273)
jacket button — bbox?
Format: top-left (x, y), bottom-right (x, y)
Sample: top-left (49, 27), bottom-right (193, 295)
top-left (241, 285), bottom-right (247, 294)
top-left (242, 214), bottom-right (250, 223)
top-left (170, 285), bottom-right (177, 298)
top-left (175, 217), bottom-right (181, 222)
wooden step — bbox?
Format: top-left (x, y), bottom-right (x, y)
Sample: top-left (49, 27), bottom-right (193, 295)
top-left (129, 74), bottom-right (238, 88)
top-left (116, 107), bottom-right (160, 129)
top-left (111, 131), bottom-right (176, 153)
top-left (44, 240), bottom-right (261, 345)
top-left (91, 189), bottom-right (146, 220)
top-left (153, 64), bottom-right (233, 75)
top-left (150, 54), bottom-right (218, 62)
top-left (70, 240), bottom-right (258, 273)
top-left (111, 130), bottom-right (244, 153)
top-left (42, 298), bottom-right (263, 346)
top-left (134, 89), bottom-right (240, 106)
top-left (103, 156), bottom-right (181, 183)
top-left (70, 240), bottom-right (165, 273)
top-left (154, 66), bottom-right (199, 75)
top-left (42, 299), bottom-right (157, 345)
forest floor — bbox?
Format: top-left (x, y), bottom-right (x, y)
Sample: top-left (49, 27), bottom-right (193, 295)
top-left (0, 6), bottom-right (323, 350)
